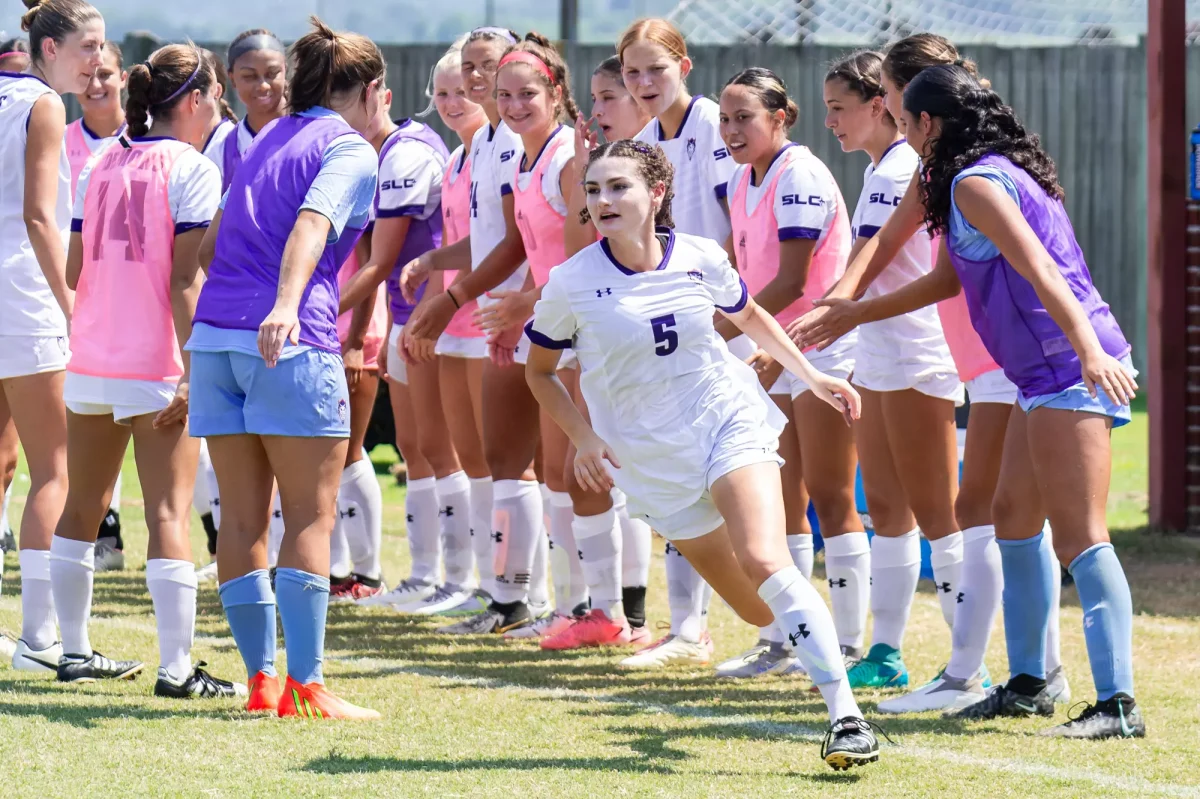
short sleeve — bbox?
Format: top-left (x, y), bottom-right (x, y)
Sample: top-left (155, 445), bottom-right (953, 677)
top-left (773, 160), bottom-right (836, 242)
top-left (71, 161), bottom-right (95, 232)
top-left (169, 151), bottom-right (222, 233)
top-left (948, 166), bottom-right (1021, 261)
top-left (526, 273), bottom-right (576, 349)
top-left (300, 134), bottom-right (380, 241)
top-left (377, 140), bottom-right (444, 220)
top-left (701, 247), bottom-right (748, 312)
top-left (707, 127), bottom-right (737, 201)
top-left (854, 169), bottom-right (908, 240)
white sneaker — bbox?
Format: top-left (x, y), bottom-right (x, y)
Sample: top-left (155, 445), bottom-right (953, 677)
top-left (12, 638), bottom-right (62, 672)
top-left (1047, 666), bottom-right (1072, 705)
top-left (361, 578), bottom-right (436, 611)
top-left (715, 640), bottom-right (801, 679)
top-left (94, 538), bottom-right (125, 572)
top-left (877, 670), bottom-right (988, 714)
top-left (195, 560), bottom-right (219, 584)
top-left (503, 611), bottom-right (574, 640)
top-left (406, 584), bottom-right (472, 616)
top-left (618, 632), bottom-right (713, 669)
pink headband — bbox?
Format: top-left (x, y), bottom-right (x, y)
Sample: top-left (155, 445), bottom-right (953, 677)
top-left (0, 52), bottom-right (27, 59)
top-left (498, 51), bottom-right (554, 83)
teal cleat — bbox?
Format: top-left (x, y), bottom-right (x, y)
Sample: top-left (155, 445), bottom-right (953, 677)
top-left (846, 643), bottom-right (909, 689)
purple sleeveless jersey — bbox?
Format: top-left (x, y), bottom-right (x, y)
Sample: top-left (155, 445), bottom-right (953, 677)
top-left (195, 114), bottom-right (369, 353)
top-left (946, 154), bottom-right (1130, 396)
top-left (377, 119), bottom-right (449, 325)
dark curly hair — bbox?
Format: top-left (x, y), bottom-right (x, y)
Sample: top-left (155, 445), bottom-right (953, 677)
top-left (580, 139), bottom-right (675, 229)
top-left (904, 65), bottom-right (1062, 236)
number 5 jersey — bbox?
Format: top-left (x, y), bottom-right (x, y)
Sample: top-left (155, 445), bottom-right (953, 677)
top-left (526, 228), bottom-right (785, 520)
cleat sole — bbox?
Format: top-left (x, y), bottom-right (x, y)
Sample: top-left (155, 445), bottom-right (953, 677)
top-left (824, 752), bottom-right (880, 771)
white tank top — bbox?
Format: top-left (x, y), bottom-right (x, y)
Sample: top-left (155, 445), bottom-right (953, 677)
top-left (0, 73), bottom-right (70, 337)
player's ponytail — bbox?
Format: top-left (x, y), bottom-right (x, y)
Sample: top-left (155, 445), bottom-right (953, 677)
top-left (723, 67), bottom-right (798, 131)
top-left (581, 139), bottom-right (675, 229)
top-left (125, 44), bottom-right (213, 138)
top-left (289, 16), bottom-right (385, 115)
top-left (825, 50), bottom-right (894, 126)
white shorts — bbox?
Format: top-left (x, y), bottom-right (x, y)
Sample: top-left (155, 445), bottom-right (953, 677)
top-left (966, 368), bottom-right (1018, 405)
top-left (0, 335), bottom-right (68, 380)
top-left (387, 324), bottom-right (410, 384)
top-left (853, 359), bottom-right (965, 405)
top-left (435, 333), bottom-right (488, 360)
top-left (64, 372), bottom-right (176, 423)
top-left (514, 328), bottom-right (578, 369)
top-left (728, 333), bottom-right (857, 399)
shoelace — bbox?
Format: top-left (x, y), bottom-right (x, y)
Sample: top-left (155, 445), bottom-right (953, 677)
top-left (1063, 700), bottom-right (1101, 724)
top-left (820, 717), bottom-right (895, 758)
top-left (189, 662), bottom-right (233, 697)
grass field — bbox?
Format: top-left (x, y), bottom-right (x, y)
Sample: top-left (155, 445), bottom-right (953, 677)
top-left (1, 404), bottom-right (1198, 798)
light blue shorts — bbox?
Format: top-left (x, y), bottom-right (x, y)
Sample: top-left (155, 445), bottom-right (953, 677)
top-left (188, 349), bottom-right (350, 438)
top-left (1017, 355), bottom-right (1135, 429)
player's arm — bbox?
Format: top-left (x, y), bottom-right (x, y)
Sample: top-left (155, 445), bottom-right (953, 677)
top-left (198, 209), bottom-right (222, 274)
top-left (24, 94), bottom-right (72, 319)
top-left (714, 238), bottom-right (815, 341)
top-left (827, 171), bottom-right (924, 300)
top-left (447, 192), bottom-right (527, 304)
top-left (340, 216), bottom-right (411, 312)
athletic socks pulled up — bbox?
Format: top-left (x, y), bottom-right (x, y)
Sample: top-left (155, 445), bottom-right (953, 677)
top-left (613, 488), bottom-right (651, 590)
top-left (822, 532), bottom-right (869, 651)
top-left (546, 491), bottom-right (584, 612)
top-left (18, 549), bottom-right (58, 650)
top-left (1044, 523), bottom-right (1064, 677)
top-left (869, 528), bottom-right (921, 651)
top-left (274, 567), bottom-right (329, 685)
top-left (1069, 542), bottom-right (1135, 701)
top-left (528, 522), bottom-right (550, 608)
top-left (405, 477), bottom-right (441, 585)
top-left (491, 479), bottom-right (543, 604)
top-left (947, 525), bottom-right (1002, 681)
top-left (48, 536), bottom-right (95, 656)
top-left (338, 457), bottom-right (385, 581)
top-left (758, 565), bottom-right (859, 723)
top-left (329, 514), bottom-right (352, 581)
top-left (787, 534), bottom-right (815, 581)
top-left (573, 509), bottom-right (623, 618)
top-left (469, 477), bottom-right (494, 591)
top-left (998, 531), bottom-right (1057, 680)
top-left (267, 492), bottom-right (285, 569)
top-left (665, 541), bottom-right (710, 642)
top-left (928, 531), bottom-right (964, 629)
top-left (437, 471), bottom-right (473, 587)
top-left (219, 569), bottom-right (277, 678)
top-left (146, 559), bottom-right (197, 682)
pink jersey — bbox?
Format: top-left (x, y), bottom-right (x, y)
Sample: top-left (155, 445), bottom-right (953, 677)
top-left (65, 119), bottom-right (126, 199)
top-left (71, 140), bottom-right (190, 382)
top-left (442, 146), bottom-right (483, 339)
top-left (930, 235), bottom-right (999, 381)
top-left (513, 136), bottom-right (568, 288)
top-left (336, 248), bottom-right (387, 369)
top-left (731, 147), bottom-right (851, 345)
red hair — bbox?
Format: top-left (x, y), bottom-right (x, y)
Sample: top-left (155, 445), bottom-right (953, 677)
top-left (618, 18), bottom-right (687, 63)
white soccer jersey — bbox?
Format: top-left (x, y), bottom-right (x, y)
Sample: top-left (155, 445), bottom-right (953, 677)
top-left (468, 120), bottom-right (528, 304)
top-left (377, 122), bottom-right (447, 223)
top-left (0, 73), bottom-right (70, 337)
top-left (528, 230), bottom-right (785, 519)
top-left (201, 118), bottom-right (236, 166)
top-left (635, 96), bottom-right (735, 244)
top-left (851, 140), bottom-right (955, 376)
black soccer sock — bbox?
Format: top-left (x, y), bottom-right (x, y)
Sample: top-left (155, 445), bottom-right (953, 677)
top-left (622, 585), bottom-right (647, 628)
top-left (201, 512), bottom-right (218, 557)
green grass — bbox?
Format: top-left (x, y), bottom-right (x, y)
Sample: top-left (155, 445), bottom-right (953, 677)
top-left (2, 412), bottom-right (1199, 798)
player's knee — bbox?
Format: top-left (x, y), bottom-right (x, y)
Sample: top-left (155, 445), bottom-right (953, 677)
top-left (954, 487), bottom-right (991, 531)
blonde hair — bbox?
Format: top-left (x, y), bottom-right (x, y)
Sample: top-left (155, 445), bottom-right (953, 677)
top-left (618, 18), bottom-right (687, 64)
top-left (418, 33), bottom-right (469, 118)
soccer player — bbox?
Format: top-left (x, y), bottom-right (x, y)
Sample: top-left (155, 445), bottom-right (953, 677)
top-left (208, 28), bottom-right (286, 193)
top-left (526, 139), bottom-right (882, 770)
top-left (589, 55), bottom-right (650, 143)
top-left (2, 0), bottom-right (104, 674)
top-left (190, 17), bottom-right (382, 720)
top-left (54, 44), bottom-right (242, 697)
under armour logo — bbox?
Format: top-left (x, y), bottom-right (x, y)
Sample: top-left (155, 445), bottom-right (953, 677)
top-left (1085, 615), bottom-right (1095, 629)
top-left (469, 527), bottom-right (476, 537)
top-left (596, 288), bottom-right (612, 298)
top-left (491, 531), bottom-right (504, 543)
top-left (212, 498), bottom-right (220, 507)
top-left (664, 542), bottom-right (679, 556)
top-left (577, 549), bottom-right (584, 561)
top-left (829, 578), bottom-right (847, 588)
top-left (406, 513), bottom-right (414, 524)
top-left (956, 591), bottom-right (965, 604)
top-left (937, 581), bottom-right (952, 593)
top-left (272, 509), bottom-right (282, 519)
top-left (338, 507), bottom-right (357, 519)
top-left (440, 506), bottom-right (455, 517)
top-left (787, 625), bottom-right (810, 647)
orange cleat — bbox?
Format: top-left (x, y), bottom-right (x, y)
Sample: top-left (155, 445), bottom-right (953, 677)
top-left (246, 671), bottom-right (282, 713)
top-left (540, 608), bottom-right (634, 651)
top-left (277, 676), bottom-right (381, 720)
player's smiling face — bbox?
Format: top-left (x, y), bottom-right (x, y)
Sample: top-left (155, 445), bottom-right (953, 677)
top-left (461, 38), bottom-right (503, 107)
top-left (78, 47), bottom-right (125, 119)
top-left (232, 48), bottom-right (287, 118)
top-left (823, 77), bottom-right (880, 154)
top-left (621, 41), bottom-right (688, 119)
top-left (718, 84), bottom-right (779, 166)
top-left (433, 68), bottom-right (485, 137)
top-left (496, 62), bottom-right (557, 136)
top-left (584, 155), bottom-right (662, 239)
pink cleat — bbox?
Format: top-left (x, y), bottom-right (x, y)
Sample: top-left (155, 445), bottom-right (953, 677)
top-left (539, 609), bottom-right (634, 651)
top-left (628, 624), bottom-right (653, 647)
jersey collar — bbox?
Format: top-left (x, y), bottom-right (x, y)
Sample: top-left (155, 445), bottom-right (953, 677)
top-left (657, 95), bottom-right (699, 141)
top-left (602, 227), bottom-right (676, 275)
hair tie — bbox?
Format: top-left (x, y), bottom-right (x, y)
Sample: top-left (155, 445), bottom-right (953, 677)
top-left (227, 33), bottom-right (286, 69)
top-left (471, 26), bottom-right (518, 44)
top-left (156, 60), bottom-right (201, 107)
top-left (498, 51), bottom-right (554, 82)
top-left (953, 57), bottom-right (965, 67)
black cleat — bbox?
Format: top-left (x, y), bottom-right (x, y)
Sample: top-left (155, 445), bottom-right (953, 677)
top-left (436, 602), bottom-right (531, 635)
top-left (57, 651), bottom-right (143, 683)
top-left (821, 716), bottom-right (885, 771)
top-left (154, 662), bottom-right (247, 699)
top-left (948, 681), bottom-right (1054, 720)
top-left (1041, 693), bottom-right (1145, 740)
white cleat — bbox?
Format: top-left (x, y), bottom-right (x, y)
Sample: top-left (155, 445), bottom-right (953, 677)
top-left (715, 640), bottom-right (800, 679)
top-left (618, 632), bottom-right (713, 669)
top-left (877, 671), bottom-right (988, 714)
top-left (503, 611), bottom-right (574, 640)
top-left (361, 578), bottom-right (437, 611)
top-left (93, 538), bottom-right (125, 572)
top-left (195, 560), bottom-right (219, 585)
top-left (1047, 666), bottom-right (1072, 705)
top-left (405, 584), bottom-right (472, 616)
top-left (12, 638), bottom-right (63, 672)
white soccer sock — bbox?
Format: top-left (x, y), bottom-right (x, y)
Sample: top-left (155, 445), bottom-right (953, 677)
top-left (49, 536), bottom-right (95, 656)
top-left (109, 471), bottom-right (122, 513)
top-left (928, 531), bottom-right (964, 629)
top-left (546, 491), bottom-right (582, 613)
top-left (665, 543), bottom-right (709, 642)
top-left (437, 471), bottom-right (473, 587)
top-left (469, 477), bottom-right (493, 591)
top-left (760, 623), bottom-right (784, 644)
top-left (340, 457), bottom-right (384, 580)
top-left (528, 524), bottom-right (550, 607)
top-left (822, 532), bottom-right (870, 651)
top-left (192, 439), bottom-right (213, 518)
top-left (612, 489), bottom-right (651, 589)
top-left (267, 492), bottom-right (284, 569)
top-left (329, 515), bottom-right (352, 579)
top-left (1043, 522), bottom-right (1064, 676)
top-left (206, 457), bottom-right (221, 529)
top-left (491, 479), bottom-right (542, 604)
top-left (1, 481), bottom-right (12, 538)
top-left (869, 528), bottom-right (921, 651)
top-left (758, 565), bottom-right (860, 723)
top-left (573, 509), bottom-right (623, 617)
top-left (146, 559), bottom-right (197, 682)
top-left (18, 549), bottom-right (57, 650)
top-left (947, 525), bottom-right (1002, 680)
top-left (787, 534), bottom-right (815, 580)
top-left (405, 477), bottom-right (441, 584)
